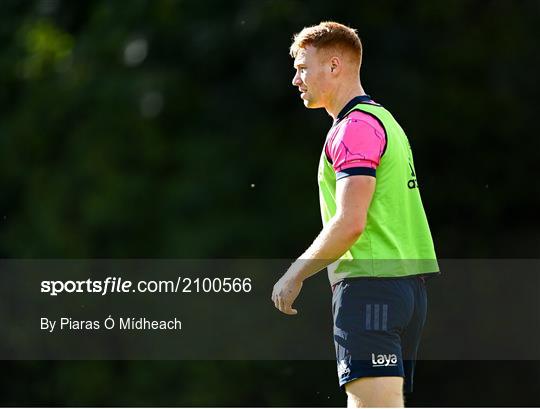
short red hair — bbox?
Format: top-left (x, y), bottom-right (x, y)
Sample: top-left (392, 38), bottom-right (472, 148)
top-left (290, 21), bottom-right (362, 65)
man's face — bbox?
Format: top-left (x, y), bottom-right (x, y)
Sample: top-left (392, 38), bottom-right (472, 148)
top-left (292, 45), bottom-right (332, 109)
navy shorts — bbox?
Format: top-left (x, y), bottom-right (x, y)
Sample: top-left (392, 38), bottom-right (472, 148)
top-left (332, 275), bottom-right (427, 394)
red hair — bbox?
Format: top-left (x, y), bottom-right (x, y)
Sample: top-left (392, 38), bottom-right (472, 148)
top-left (290, 21), bottom-right (362, 65)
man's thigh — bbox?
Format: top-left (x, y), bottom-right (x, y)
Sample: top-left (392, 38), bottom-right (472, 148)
top-left (345, 376), bottom-right (404, 408)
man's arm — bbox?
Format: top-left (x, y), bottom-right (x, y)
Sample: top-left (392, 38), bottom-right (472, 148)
top-left (271, 175), bottom-right (376, 315)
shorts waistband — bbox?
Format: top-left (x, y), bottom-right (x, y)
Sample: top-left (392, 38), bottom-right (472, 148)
top-left (331, 272), bottom-right (438, 292)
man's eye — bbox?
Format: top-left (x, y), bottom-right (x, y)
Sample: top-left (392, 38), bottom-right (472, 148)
top-left (300, 67), bottom-right (306, 73)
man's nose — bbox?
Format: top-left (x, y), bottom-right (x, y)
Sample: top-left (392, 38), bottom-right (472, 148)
top-left (292, 72), bottom-right (301, 87)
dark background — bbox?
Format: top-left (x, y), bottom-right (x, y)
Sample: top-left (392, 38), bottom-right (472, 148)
top-left (1, 0), bottom-right (539, 406)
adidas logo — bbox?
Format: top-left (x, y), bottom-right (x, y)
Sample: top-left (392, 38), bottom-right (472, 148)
top-left (337, 360), bottom-right (351, 377)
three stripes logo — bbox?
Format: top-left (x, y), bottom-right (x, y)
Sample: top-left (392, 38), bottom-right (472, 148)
top-left (365, 303), bottom-right (388, 331)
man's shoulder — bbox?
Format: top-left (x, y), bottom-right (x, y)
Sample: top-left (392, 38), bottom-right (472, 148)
top-left (345, 109), bottom-right (383, 127)
top-left (337, 109), bottom-right (387, 140)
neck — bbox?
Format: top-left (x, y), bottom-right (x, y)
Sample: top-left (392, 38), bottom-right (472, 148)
top-left (326, 81), bottom-right (366, 120)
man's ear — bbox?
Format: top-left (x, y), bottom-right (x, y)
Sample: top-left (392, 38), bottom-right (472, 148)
top-left (330, 56), bottom-right (340, 74)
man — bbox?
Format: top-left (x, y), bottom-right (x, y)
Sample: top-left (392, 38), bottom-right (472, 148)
top-left (271, 22), bottom-right (439, 407)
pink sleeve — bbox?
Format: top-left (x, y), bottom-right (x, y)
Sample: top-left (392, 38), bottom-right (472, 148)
top-left (326, 112), bottom-right (386, 177)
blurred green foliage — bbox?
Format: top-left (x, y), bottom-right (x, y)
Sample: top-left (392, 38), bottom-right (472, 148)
top-left (16, 20), bottom-right (74, 79)
top-left (1, 0), bottom-right (539, 259)
top-left (0, 0), bottom-right (539, 406)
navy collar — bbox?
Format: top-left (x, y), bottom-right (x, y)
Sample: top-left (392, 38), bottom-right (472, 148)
top-left (336, 94), bottom-right (372, 122)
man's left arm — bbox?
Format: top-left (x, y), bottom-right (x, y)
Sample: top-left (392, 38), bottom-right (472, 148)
top-left (271, 175), bottom-right (376, 315)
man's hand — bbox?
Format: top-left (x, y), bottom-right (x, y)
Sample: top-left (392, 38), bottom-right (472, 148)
top-left (271, 176), bottom-right (375, 316)
top-left (271, 274), bottom-right (303, 315)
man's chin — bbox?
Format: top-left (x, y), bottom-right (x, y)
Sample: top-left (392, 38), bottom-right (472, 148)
top-left (304, 99), bottom-right (322, 109)
top-left (303, 99), bottom-right (320, 109)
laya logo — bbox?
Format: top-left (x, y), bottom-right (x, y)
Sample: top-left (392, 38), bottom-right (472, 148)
top-left (371, 353), bottom-right (398, 367)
